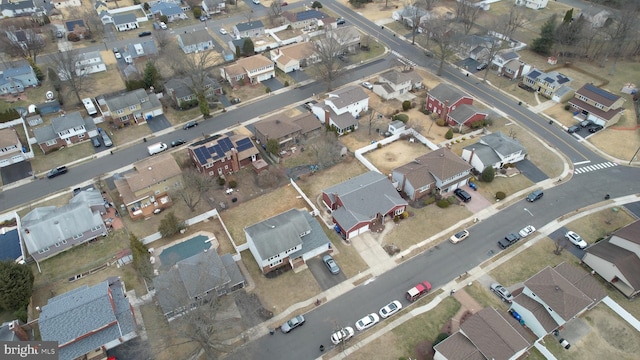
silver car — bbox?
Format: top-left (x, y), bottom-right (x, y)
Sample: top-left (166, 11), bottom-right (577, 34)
top-left (490, 283), bottom-right (513, 303)
top-left (280, 315), bottom-right (305, 333)
top-left (322, 255), bottom-right (340, 274)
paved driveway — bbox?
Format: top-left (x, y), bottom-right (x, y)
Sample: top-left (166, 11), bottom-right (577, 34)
top-left (518, 158), bottom-right (550, 183)
top-left (454, 185), bottom-right (492, 213)
top-left (548, 227), bottom-right (585, 259)
top-left (457, 58), bottom-right (483, 73)
top-left (146, 114), bottom-right (172, 132)
top-left (262, 77), bottom-right (284, 91)
top-left (307, 257), bottom-right (346, 291)
top-left (288, 70), bottom-right (310, 82)
top-left (0, 161), bottom-right (33, 184)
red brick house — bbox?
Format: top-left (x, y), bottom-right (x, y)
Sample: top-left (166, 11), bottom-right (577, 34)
top-left (426, 83), bottom-right (474, 121)
top-left (187, 134), bottom-right (259, 177)
top-left (446, 104), bottom-right (488, 132)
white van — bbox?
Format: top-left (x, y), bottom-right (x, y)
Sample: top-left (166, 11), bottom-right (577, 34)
top-left (82, 98), bottom-right (97, 115)
top-left (147, 142), bottom-right (168, 156)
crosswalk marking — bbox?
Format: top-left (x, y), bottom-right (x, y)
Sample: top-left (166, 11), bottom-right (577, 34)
top-left (574, 162), bottom-right (618, 174)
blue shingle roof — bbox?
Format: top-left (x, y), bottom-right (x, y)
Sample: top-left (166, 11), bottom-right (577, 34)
top-left (0, 229), bottom-right (21, 262)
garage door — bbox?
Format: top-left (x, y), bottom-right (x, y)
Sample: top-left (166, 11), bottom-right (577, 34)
top-left (0, 159), bottom-right (10, 167)
top-left (348, 229), bottom-right (359, 239)
top-left (11, 155), bottom-right (24, 164)
top-left (358, 225), bottom-right (369, 235)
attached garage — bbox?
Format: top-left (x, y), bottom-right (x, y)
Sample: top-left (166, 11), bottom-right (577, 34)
top-left (347, 224), bottom-right (370, 239)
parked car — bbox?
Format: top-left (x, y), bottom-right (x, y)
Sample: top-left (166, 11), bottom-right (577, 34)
top-left (490, 283), bottom-right (514, 303)
top-left (580, 119), bottom-right (592, 127)
top-left (280, 315), bottom-right (305, 333)
top-left (336, 18), bottom-right (346, 25)
top-left (98, 128), bottom-right (113, 147)
top-left (252, 0), bottom-right (260, 4)
top-left (56, 30), bottom-right (64, 38)
top-left (476, 62), bottom-right (488, 71)
top-left (114, 52), bottom-right (122, 59)
top-left (138, 31), bottom-right (152, 37)
top-left (219, 28), bottom-right (228, 35)
top-left (454, 188), bottom-right (472, 202)
top-left (183, 120), bottom-right (198, 130)
top-left (518, 225), bottom-right (536, 238)
top-left (526, 190), bottom-right (543, 202)
top-left (330, 327), bottom-right (354, 345)
top-left (498, 233), bottom-right (520, 249)
top-left (361, 81), bottom-right (373, 90)
top-left (171, 139), bottom-right (186, 147)
top-left (322, 255), bottom-right (340, 274)
top-left (355, 313), bottom-right (380, 331)
top-left (567, 125), bottom-right (580, 134)
top-left (405, 281), bottom-right (432, 302)
top-left (450, 229), bottom-right (469, 244)
top-left (92, 137), bottom-right (101, 147)
top-left (47, 166), bottom-right (68, 179)
top-left (589, 124), bottom-right (604, 133)
top-left (379, 300), bottom-right (402, 318)
top-left (159, 22), bottom-right (167, 30)
top-left (565, 231), bottom-right (588, 249)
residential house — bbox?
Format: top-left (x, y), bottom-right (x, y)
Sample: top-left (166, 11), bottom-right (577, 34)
top-left (373, 70), bottom-right (413, 100)
top-left (113, 13), bottom-right (139, 32)
top-left (188, 134), bottom-right (259, 177)
top-left (523, 68), bottom-right (572, 99)
top-left (509, 262), bottom-right (606, 339)
top-left (71, 50), bottom-right (107, 77)
top-left (32, 111), bottom-right (98, 153)
top-left (165, 76), bottom-right (222, 108)
top-left (122, 39), bottom-right (158, 64)
top-left (96, 88), bottom-right (163, 126)
top-left (114, 153), bottom-right (182, 220)
top-left (551, 85), bottom-right (575, 103)
top-left (515, 0), bottom-right (548, 10)
top-left (154, 250), bottom-right (245, 321)
top-left (500, 60), bottom-right (532, 80)
top-left (446, 104), bottom-right (488, 132)
top-left (4, 28), bottom-right (41, 48)
top-left (0, 0), bottom-right (38, 17)
top-left (392, 148), bottom-right (473, 201)
top-left (233, 20), bottom-right (265, 39)
top-left (178, 29), bottom-right (214, 54)
top-left (281, 9), bottom-right (334, 30)
top-left (387, 120), bottom-right (406, 135)
top-left (95, 1), bottom-right (112, 24)
top-left (20, 190), bottom-right (107, 263)
top-left (469, 46), bottom-right (489, 62)
top-left (220, 54), bottom-right (275, 86)
top-left (270, 42), bottom-right (319, 73)
top-left (426, 83), bottom-right (474, 120)
top-left (568, 83), bottom-right (625, 126)
top-left (433, 307), bottom-right (533, 360)
top-left (0, 319), bottom-right (31, 342)
top-left (253, 112), bottom-right (322, 149)
top-left (0, 128), bottom-right (26, 167)
top-left (580, 7), bottom-right (612, 28)
top-left (404, 69), bottom-right (423, 89)
top-left (582, 220), bottom-right (640, 298)
top-left (39, 277), bottom-right (138, 360)
top-left (392, 5), bottom-right (433, 28)
top-left (311, 85), bottom-right (368, 135)
top-left (327, 25), bottom-right (360, 53)
top-left (245, 208), bottom-right (333, 274)
top-left (0, 65), bottom-right (39, 94)
top-left (65, 19), bottom-right (89, 39)
top-left (150, 2), bottom-right (187, 22)
top-left (0, 227), bottom-right (22, 262)
top-left (94, 0), bottom-right (108, 14)
top-left (455, 34), bottom-right (494, 57)
top-left (492, 50), bottom-right (520, 72)
top-left (201, 0), bottom-right (225, 15)
top-left (322, 171), bottom-right (407, 240)
top-left (461, 131), bottom-right (527, 173)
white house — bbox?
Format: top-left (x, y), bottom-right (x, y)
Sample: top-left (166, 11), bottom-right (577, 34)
top-left (461, 132), bottom-right (527, 173)
top-left (515, 0), bottom-right (548, 10)
top-left (74, 51), bottom-right (107, 77)
top-left (178, 29), bottom-right (214, 54)
top-left (373, 70), bottom-right (413, 100)
top-left (220, 55), bottom-right (275, 86)
top-left (0, 65), bottom-right (39, 94)
top-left (0, 128), bottom-right (26, 168)
top-left (113, 13), bottom-right (139, 32)
top-left (311, 85), bottom-right (368, 135)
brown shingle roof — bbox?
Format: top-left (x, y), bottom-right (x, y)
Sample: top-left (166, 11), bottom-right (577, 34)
top-left (277, 42), bottom-right (316, 61)
top-left (0, 128), bottom-right (20, 149)
top-left (254, 114), bottom-right (301, 140)
top-left (460, 308), bottom-right (531, 360)
top-left (554, 262), bottom-right (606, 303)
top-left (415, 148), bottom-right (473, 181)
top-left (524, 266), bottom-right (593, 321)
top-left (611, 220), bottom-right (640, 245)
top-left (584, 239), bottom-right (640, 291)
top-left (236, 54), bottom-right (274, 71)
top-left (568, 97), bottom-right (623, 121)
top-left (126, 153), bottom-right (182, 192)
top-left (574, 83), bottom-right (620, 107)
top-left (291, 112), bottom-right (322, 134)
top-left (513, 293), bottom-right (558, 333)
top-left (433, 332), bottom-right (485, 360)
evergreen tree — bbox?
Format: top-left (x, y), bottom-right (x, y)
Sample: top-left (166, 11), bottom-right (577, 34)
top-left (481, 166), bottom-right (496, 182)
top-left (129, 234), bottom-right (153, 280)
top-left (531, 15), bottom-right (557, 55)
top-left (0, 261), bottom-right (34, 311)
top-left (242, 38), bottom-right (254, 56)
top-left (198, 94), bottom-right (210, 117)
top-left (27, 57), bottom-right (44, 81)
top-left (142, 61), bottom-right (160, 89)
top-left (158, 211), bottom-right (186, 238)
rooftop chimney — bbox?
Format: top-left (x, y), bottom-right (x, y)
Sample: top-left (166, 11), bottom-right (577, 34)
top-left (9, 320), bottom-right (30, 341)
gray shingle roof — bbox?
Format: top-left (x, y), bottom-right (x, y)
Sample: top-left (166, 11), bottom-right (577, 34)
top-left (166, 76), bottom-right (221, 99)
top-left (447, 104), bottom-right (485, 125)
top-left (428, 83), bottom-right (467, 104)
top-left (379, 70), bottom-right (412, 86)
top-left (112, 13), bottom-right (137, 26)
top-left (326, 85), bottom-right (368, 110)
top-left (479, 131), bottom-right (526, 158)
top-left (33, 125), bottom-right (57, 143)
top-left (244, 208), bottom-right (309, 260)
top-left (320, 105), bottom-right (358, 130)
top-left (179, 29), bottom-right (214, 47)
top-left (104, 88), bottom-right (150, 112)
top-left (289, 212), bottom-right (331, 259)
top-left (51, 111), bottom-right (84, 133)
top-left (236, 20), bottom-right (264, 32)
top-left (323, 172), bottom-right (407, 231)
top-left (39, 278), bottom-right (135, 360)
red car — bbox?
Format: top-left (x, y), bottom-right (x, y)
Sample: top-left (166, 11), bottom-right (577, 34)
top-left (405, 281), bottom-right (432, 302)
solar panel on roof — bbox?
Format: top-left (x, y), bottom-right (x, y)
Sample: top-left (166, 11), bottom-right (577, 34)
top-left (221, 137), bottom-right (233, 153)
top-left (212, 145), bottom-right (223, 159)
top-left (194, 147), bottom-right (208, 164)
top-left (236, 138), bottom-right (254, 152)
top-left (544, 77), bottom-right (553, 83)
top-left (529, 70), bottom-right (540, 78)
top-left (558, 76), bottom-right (570, 84)
top-left (585, 83), bottom-right (618, 101)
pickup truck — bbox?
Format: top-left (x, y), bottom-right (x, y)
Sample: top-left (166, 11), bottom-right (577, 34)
top-left (405, 281), bottom-right (432, 302)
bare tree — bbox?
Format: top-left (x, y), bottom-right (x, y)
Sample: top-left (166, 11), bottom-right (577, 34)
top-left (0, 20), bottom-right (46, 62)
top-left (308, 29), bottom-right (349, 91)
top-left (553, 237), bottom-right (568, 255)
top-left (402, 2), bottom-right (427, 45)
top-left (424, 16), bottom-right (458, 76)
top-left (455, 1), bottom-right (481, 35)
top-left (174, 168), bottom-right (216, 212)
top-left (307, 131), bottom-right (342, 168)
top-left (48, 49), bottom-right (93, 105)
top-left (601, 2), bottom-right (640, 74)
top-left (80, 6), bottom-right (104, 40)
top-left (269, 0), bottom-right (284, 17)
top-left (425, 0), bottom-right (439, 10)
top-left (154, 29), bottom-right (172, 49)
top-left (167, 49), bottom-right (221, 100)
top-left (480, 7), bottom-right (528, 82)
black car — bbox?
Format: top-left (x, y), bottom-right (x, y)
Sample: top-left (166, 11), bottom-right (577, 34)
top-left (92, 137), bottom-right (101, 147)
top-left (526, 190), bottom-right (543, 202)
top-left (138, 31), bottom-right (152, 37)
top-left (336, 18), bottom-right (346, 25)
top-left (498, 233), bottom-right (521, 249)
top-left (183, 121), bottom-right (198, 130)
top-left (230, 98), bottom-right (241, 104)
top-left (589, 124), bottom-right (604, 133)
top-left (47, 166), bottom-right (68, 179)
top-left (171, 139), bottom-right (186, 147)
top-left (454, 188), bottom-right (472, 203)
top-left (567, 125), bottom-right (580, 134)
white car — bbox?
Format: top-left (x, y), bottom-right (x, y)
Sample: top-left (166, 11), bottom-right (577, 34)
top-left (361, 81), bottom-right (373, 90)
top-left (114, 52), bottom-right (122, 59)
top-left (565, 231), bottom-right (588, 249)
top-left (159, 22), bottom-right (167, 30)
top-left (330, 326), bottom-right (354, 345)
top-left (518, 225), bottom-right (536, 238)
top-left (450, 229), bottom-right (469, 244)
top-left (379, 300), bottom-right (402, 319)
top-left (355, 313), bottom-right (379, 331)
top-left (219, 28), bottom-right (228, 35)
top-left (252, 0), bottom-right (260, 4)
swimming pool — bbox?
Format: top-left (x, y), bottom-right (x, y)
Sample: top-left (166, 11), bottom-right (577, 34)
top-left (159, 234), bottom-right (212, 269)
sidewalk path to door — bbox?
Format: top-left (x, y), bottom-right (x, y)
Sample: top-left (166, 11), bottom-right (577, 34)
top-left (450, 288), bottom-right (483, 332)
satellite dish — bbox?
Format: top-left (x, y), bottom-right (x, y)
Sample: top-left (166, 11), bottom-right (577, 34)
top-left (46, 91), bottom-right (54, 100)
top-left (28, 104), bottom-right (37, 113)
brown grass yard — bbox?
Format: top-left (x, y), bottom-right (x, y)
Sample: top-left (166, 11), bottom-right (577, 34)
top-left (295, 156), bottom-right (369, 200)
top-left (364, 140), bottom-right (431, 175)
top-left (464, 281), bottom-right (510, 312)
top-left (563, 207), bottom-right (635, 246)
